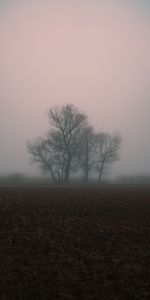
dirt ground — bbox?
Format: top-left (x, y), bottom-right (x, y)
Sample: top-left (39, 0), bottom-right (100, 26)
top-left (0, 185), bottom-right (150, 299)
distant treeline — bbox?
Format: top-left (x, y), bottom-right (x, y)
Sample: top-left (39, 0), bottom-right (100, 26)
top-left (116, 175), bottom-right (150, 184)
top-left (0, 174), bottom-right (50, 186)
top-left (1, 173), bottom-right (150, 186)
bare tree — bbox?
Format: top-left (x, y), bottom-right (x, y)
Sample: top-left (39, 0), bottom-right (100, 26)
top-left (27, 137), bottom-right (58, 182)
top-left (95, 133), bottom-right (122, 183)
top-left (48, 104), bottom-right (88, 182)
top-left (75, 126), bottom-right (96, 182)
top-left (27, 104), bottom-right (122, 184)
top-left (27, 104), bottom-right (88, 183)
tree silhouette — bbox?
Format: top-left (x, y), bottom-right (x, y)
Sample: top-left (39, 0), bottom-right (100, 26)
top-left (27, 104), bottom-right (122, 183)
top-left (94, 133), bottom-right (122, 183)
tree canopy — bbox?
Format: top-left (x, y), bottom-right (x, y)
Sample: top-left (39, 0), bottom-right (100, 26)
top-left (27, 103), bottom-right (122, 183)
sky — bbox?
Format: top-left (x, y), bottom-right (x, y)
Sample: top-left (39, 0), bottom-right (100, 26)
top-left (0, 0), bottom-right (150, 178)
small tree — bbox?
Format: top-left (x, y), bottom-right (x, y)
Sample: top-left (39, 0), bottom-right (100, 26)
top-left (94, 133), bottom-right (122, 183)
top-left (27, 137), bottom-right (59, 182)
top-left (75, 126), bottom-right (96, 182)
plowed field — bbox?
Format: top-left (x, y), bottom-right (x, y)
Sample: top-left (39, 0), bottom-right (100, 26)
top-left (0, 186), bottom-right (150, 299)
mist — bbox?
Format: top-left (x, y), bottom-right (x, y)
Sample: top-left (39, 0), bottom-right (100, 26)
top-left (0, 0), bottom-right (150, 179)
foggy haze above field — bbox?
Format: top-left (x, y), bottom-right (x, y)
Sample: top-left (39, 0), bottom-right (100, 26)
top-left (0, 0), bottom-right (150, 178)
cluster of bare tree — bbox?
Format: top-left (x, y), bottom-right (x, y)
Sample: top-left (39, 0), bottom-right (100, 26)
top-left (27, 104), bottom-right (122, 183)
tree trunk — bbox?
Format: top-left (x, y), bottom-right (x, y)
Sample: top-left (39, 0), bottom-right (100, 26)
top-left (49, 168), bottom-right (57, 183)
top-left (57, 171), bottom-right (61, 182)
top-left (84, 166), bottom-right (89, 183)
top-left (97, 161), bottom-right (104, 184)
top-left (84, 138), bottom-right (89, 183)
top-left (64, 155), bottom-right (72, 182)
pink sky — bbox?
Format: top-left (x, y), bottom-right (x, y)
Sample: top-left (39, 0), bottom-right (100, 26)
top-left (0, 1), bottom-right (150, 176)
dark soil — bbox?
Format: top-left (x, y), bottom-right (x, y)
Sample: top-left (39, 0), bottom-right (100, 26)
top-left (0, 185), bottom-right (150, 299)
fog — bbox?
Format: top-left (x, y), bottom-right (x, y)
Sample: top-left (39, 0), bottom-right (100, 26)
top-left (0, 0), bottom-right (150, 178)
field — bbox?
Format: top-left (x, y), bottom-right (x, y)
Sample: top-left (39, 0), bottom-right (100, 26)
top-left (0, 185), bottom-right (150, 299)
